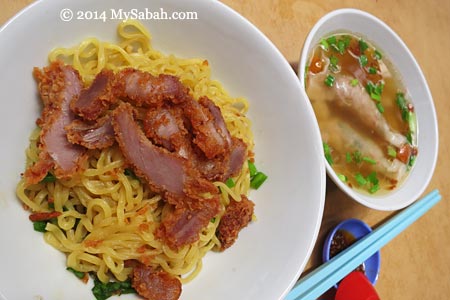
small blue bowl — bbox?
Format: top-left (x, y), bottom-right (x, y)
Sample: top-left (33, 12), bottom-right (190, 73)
top-left (323, 218), bottom-right (381, 288)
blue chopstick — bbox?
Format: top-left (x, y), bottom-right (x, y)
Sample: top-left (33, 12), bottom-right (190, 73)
top-left (285, 189), bottom-right (441, 300)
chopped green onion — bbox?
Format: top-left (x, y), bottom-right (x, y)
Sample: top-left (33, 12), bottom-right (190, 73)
top-left (369, 184), bottom-right (380, 194)
top-left (337, 40), bottom-right (346, 54)
top-left (40, 172), bottom-right (56, 183)
top-left (326, 36), bottom-right (337, 47)
top-left (250, 172), bottom-right (268, 189)
top-left (396, 92), bottom-right (409, 121)
top-left (92, 277), bottom-right (135, 300)
top-left (353, 150), bottom-right (363, 163)
top-left (248, 161), bottom-right (258, 177)
top-left (338, 174), bottom-right (348, 182)
top-left (359, 39), bottom-right (369, 53)
top-left (366, 81), bottom-right (384, 102)
top-left (66, 267), bottom-right (85, 279)
top-left (33, 221), bottom-right (47, 232)
top-left (225, 178), bottom-right (236, 188)
top-left (320, 38), bottom-right (329, 51)
top-left (355, 173), bottom-right (367, 186)
top-left (210, 217), bottom-right (216, 223)
top-left (406, 131), bottom-right (413, 145)
top-left (323, 142), bottom-right (333, 165)
top-left (124, 168), bottom-right (139, 180)
top-left (375, 102), bottom-right (385, 113)
top-left (366, 172), bottom-right (379, 185)
top-left (346, 152), bottom-right (353, 163)
top-left (324, 74), bottom-right (335, 87)
top-left (368, 67), bottom-right (377, 74)
top-left (374, 49), bottom-right (383, 60)
top-left (359, 55), bottom-right (368, 66)
top-left (362, 157), bottom-right (377, 165)
top-left (407, 111), bottom-right (417, 142)
top-left (343, 35), bottom-right (351, 48)
top-left (329, 56), bottom-right (339, 71)
top-left (370, 92), bottom-right (381, 101)
top-left (387, 146), bottom-right (397, 158)
top-left (350, 79), bottom-right (359, 87)
top-left (408, 154), bottom-right (417, 168)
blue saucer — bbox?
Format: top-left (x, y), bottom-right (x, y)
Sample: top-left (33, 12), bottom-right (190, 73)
top-left (322, 218), bottom-right (381, 288)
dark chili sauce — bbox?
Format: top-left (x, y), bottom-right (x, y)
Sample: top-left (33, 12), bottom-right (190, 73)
top-left (330, 229), bottom-right (365, 273)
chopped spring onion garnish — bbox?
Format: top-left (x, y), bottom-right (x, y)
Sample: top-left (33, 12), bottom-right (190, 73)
top-left (326, 36), bottom-right (337, 48)
top-left (346, 152), bottom-right (353, 163)
top-left (124, 168), bottom-right (139, 180)
top-left (370, 92), bottom-right (381, 101)
top-left (210, 217), bottom-right (216, 223)
top-left (92, 276), bottom-right (135, 300)
top-left (396, 92), bottom-right (409, 121)
top-left (353, 150), bottom-right (363, 163)
top-left (359, 54), bottom-right (368, 67)
top-left (366, 81), bottom-right (384, 102)
top-left (355, 173), bottom-right (367, 186)
top-left (408, 155), bottom-right (417, 168)
top-left (324, 74), bottom-right (335, 87)
top-left (338, 174), bottom-right (348, 182)
top-left (376, 102), bottom-right (385, 113)
top-left (329, 56), bottom-right (339, 71)
top-left (248, 161), bottom-right (258, 177)
top-left (320, 38), bottom-right (329, 51)
top-left (406, 131), bottom-right (413, 145)
top-left (33, 220), bottom-right (47, 232)
top-left (323, 142), bottom-right (333, 165)
top-left (354, 172), bottom-right (380, 193)
top-left (369, 183), bottom-right (380, 194)
top-left (362, 156), bottom-right (377, 165)
top-left (248, 161), bottom-right (268, 189)
top-left (387, 146), bottom-right (397, 158)
top-left (374, 49), bottom-right (383, 60)
top-left (337, 40), bottom-right (346, 54)
top-left (350, 78), bottom-right (359, 87)
top-left (225, 178), bottom-right (236, 188)
top-left (359, 39), bottom-right (369, 53)
top-left (66, 267), bottom-right (85, 279)
top-left (40, 172), bottom-right (56, 183)
top-left (368, 67), bottom-right (377, 74)
top-left (250, 172), bottom-right (268, 189)
top-left (366, 172), bottom-right (380, 194)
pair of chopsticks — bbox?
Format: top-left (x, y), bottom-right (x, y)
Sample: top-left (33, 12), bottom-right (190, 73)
top-left (286, 189), bottom-right (441, 300)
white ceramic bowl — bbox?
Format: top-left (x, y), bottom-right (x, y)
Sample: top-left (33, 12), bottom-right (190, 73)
top-left (298, 8), bottom-right (438, 211)
top-left (0, 1), bottom-right (326, 300)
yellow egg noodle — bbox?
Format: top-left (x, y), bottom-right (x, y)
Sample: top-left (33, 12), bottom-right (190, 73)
top-left (16, 20), bottom-right (254, 285)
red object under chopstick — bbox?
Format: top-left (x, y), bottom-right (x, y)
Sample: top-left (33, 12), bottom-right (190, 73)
top-left (335, 271), bottom-right (380, 300)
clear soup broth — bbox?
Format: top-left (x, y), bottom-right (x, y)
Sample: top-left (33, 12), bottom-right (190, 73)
top-left (305, 33), bottom-right (417, 195)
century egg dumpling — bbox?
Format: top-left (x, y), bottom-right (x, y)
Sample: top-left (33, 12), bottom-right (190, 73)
top-left (305, 33), bottom-right (417, 194)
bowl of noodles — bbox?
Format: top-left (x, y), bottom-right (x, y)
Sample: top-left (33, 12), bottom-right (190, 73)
top-left (298, 9), bottom-right (438, 210)
top-left (0, 1), bottom-right (325, 300)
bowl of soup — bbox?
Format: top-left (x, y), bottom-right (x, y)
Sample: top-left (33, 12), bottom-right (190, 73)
top-left (299, 8), bottom-right (438, 210)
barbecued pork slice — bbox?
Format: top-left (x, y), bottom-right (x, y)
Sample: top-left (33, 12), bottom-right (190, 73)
top-left (143, 106), bottom-right (189, 152)
top-left (65, 114), bottom-right (115, 149)
top-left (155, 196), bottom-right (221, 250)
top-left (25, 61), bottom-right (87, 185)
top-left (114, 68), bottom-right (189, 107)
top-left (132, 264), bottom-right (181, 300)
top-left (217, 195), bottom-right (254, 250)
top-left (182, 97), bottom-right (231, 159)
top-left (70, 69), bottom-right (116, 120)
top-left (143, 103), bottom-right (247, 181)
top-left (112, 103), bottom-right (187, 196)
